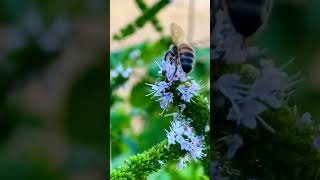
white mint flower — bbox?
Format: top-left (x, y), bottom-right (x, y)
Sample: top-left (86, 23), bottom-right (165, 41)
top-left (180, 138), bottom-right (191, 151)
top-left (161, 60), bottom-right (176, 81)
top-left (166, 129), bottom-right (176, 145)
top-left (177, 85), bottom-right (193, 102)
top-left (160, 60), bottom-right (189, 82)
top-left (190, 145), bottom-right (206, 159)
top-left (184, 127), bottom-right (194, 138)
top-left (189, 80), bottom-right (201, 95)
top-left (146, 81), bottom-right (169, 97)
top-left (189, 135), bottom-right (206, 159)
top-left (177, 84), bottom-right (199, 102)
top-left (161, 60), bottom-right (171, 72)
top-left (159, 92), bottom-right (174, 110)
top-left (313, 135), bottom-right (320, 151)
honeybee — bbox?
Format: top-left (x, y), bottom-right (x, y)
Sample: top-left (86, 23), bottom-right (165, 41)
top-left (224, 0), bottom-right (273, 47)
top-left (164, 23), bottom-right (195, 81)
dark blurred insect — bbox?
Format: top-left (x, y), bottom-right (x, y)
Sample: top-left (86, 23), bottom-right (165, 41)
top-left (220, 0), bottom-right (273, 47)
top-left (164, 23), bottom-right (196, 81)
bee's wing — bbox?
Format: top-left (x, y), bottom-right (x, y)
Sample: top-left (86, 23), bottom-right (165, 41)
top-left (171, 23), bottom-right (185, 44)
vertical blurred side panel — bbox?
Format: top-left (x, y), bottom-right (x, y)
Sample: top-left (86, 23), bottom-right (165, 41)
top-left (211, 0), bottom-right (320, 179)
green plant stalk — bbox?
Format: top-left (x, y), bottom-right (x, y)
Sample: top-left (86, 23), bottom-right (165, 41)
top-left (111, 140), bottom-right (184, 180)
top-left (111, 95), bottom-right (210, 179)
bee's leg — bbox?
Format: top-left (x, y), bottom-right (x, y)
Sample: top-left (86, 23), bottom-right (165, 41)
top-left (164, 51), bottom-right (170, 61)
top-left (164, 51), bottom-right (175, 62)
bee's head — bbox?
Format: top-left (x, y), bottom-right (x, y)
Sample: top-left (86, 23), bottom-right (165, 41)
top-left (170, 44), bottom-right (179, 54)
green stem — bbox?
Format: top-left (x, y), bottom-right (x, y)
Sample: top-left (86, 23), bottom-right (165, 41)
top-left (110, 140), bottom-right (184, 179)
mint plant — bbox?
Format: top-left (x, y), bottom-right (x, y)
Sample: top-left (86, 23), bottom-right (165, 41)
top-left (111, 54), bottom-right (210, 179)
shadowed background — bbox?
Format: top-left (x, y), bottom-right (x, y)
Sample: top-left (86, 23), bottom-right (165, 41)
top-left (0, 0), bottom-right (107, 179)
top-left (255, 0), bottom-right (320, 121)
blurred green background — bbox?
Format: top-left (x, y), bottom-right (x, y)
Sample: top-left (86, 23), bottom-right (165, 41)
top-left (0, 0), bottom-right (106, 179)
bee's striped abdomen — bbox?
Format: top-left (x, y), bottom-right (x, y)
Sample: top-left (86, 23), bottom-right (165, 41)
top-left (179, 43), bottom-right (195, 73)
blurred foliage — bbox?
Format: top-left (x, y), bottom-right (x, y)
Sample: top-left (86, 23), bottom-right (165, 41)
top-left (0, 0), bottom-right (106, 179)
top-left (63, 63), bottom-right (107, 149)
top-left (113, 0), bottom-right (170, 41)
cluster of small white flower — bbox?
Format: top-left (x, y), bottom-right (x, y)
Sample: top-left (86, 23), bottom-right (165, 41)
top-left (147, 60), bottom-right (201, 112)
top-left (216, 60), bottom-right (301, 133)
top-left (177, 81), bottom-right (201, 103)
top-left (166, 114), bottom-right (207, 170)
top-left (111, 64), bottom-right (133, 79)
top-left (147, 58), bottom-right (208, 170)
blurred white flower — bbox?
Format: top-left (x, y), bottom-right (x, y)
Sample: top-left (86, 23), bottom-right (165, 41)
top-left (219, 134), bottom-right (243, 159)
top-left (216, 74), bottom-right (246, 102)
top-left (299, 112), bottom-right (312, 125)
top-left (313, 135), bottom-right (320, 151)
top-left (205, 125), bottom-right (210, 132)
top-left (122, 68), bottom-right (133, 78)
top-left (129, 49), bottom-right (141, 60)
top-left (249, 60), bottom-right (295, 108)
top-left (158, 160), bottom-right (164, 166)
top-left (111, 64), bottom-right (133, 79)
